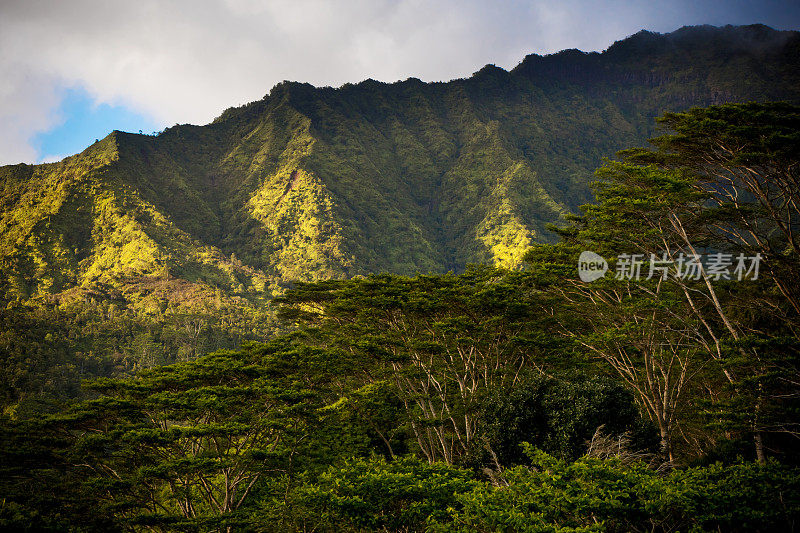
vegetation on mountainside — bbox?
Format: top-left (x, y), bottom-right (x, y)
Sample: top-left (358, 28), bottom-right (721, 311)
top-left (1, 101), bottom-right (800, 531)
top-left (1, 26), bottom-right (799, 414)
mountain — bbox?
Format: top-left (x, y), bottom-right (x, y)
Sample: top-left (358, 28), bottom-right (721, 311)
top-left (1, 24), bottom-right (799, 409)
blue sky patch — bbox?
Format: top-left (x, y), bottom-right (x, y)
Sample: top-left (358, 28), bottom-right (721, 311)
top-left (33, 86), bottom-right (164, 162)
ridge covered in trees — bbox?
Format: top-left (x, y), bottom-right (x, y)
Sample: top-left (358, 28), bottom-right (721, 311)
top-left (2, 25), bottom-right (800, 414)
top-left (1, 101), bottom-right (800, 531)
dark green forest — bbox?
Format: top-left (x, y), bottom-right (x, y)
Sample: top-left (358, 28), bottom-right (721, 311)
top-left (2, 24), bottom-right (800, 532)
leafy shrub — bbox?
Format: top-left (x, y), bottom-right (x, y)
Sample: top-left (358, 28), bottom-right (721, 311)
top-left (474, 375), bottom-right (658, 467)
top-left (439, 448), bottom-right (800, 532)
top-left (257, 456), bottom-right (479, 532)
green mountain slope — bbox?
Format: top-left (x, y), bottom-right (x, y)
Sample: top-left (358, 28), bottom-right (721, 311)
top-left (1, 24), bottom-right (799, 408)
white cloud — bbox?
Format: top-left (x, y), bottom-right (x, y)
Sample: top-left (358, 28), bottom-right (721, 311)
top-left (0, 63), bottom-right (63, 164)
top-left (0, 0), bottom-right (797, 164)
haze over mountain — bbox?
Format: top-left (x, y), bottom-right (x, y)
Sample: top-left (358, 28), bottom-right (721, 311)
top-left (1, 24), bottom-right (799, 405)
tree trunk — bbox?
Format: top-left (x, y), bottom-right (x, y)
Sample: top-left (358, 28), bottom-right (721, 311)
top-left (754, 391), bottom-right (766, 464)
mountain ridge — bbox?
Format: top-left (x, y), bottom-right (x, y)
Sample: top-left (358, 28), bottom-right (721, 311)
top-left (1, 24), bottom-right (800, 402)
top-left (6, 24), bottom-right (800, 290)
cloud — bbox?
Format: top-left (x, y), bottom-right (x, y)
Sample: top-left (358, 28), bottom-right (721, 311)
top-left (1, 0), bottom-right (799, 164)
top-left (0, 63), bottom-right (63, 164)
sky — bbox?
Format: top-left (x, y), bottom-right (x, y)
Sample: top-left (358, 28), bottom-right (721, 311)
top-left (1, 0), bottom-right (799, 165)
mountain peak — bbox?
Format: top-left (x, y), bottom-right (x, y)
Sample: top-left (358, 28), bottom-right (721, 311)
top-left (2, 24), bottom-right (799, 313)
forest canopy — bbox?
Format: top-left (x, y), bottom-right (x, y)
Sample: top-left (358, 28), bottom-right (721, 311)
top-left (1, 102), bottom-right (800, 531)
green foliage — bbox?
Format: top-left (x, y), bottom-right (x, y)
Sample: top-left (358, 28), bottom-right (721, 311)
top-left (259, 456), bottom-right (479, 532)
top-left (247, 451), bottom-right (800, 533)
top-left (0, 416), bottom-right (118, 532)
top-left (475, 375), bottom-right (658, 466)
top-left (24, 341), bottom-right (328, 530)
top-left (437, 450), bottom-right (800, 532)
top-left (0, 295), bottom-right (277, 416)
top-left (276, 267), bottom-right (560, 464)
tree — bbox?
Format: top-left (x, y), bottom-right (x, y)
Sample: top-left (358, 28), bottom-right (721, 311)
top-left (277, 268), bottom-right (558, 464)
top-left (476, 374), bottom-right (657, 466)
top-left (55, 341), bottom-right (321, 531)
top-left (621, 103), bottom-right (800, 461)
top-left (523, 103), bottom-right (800, 462)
